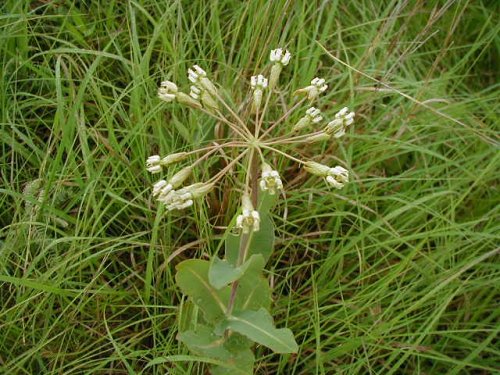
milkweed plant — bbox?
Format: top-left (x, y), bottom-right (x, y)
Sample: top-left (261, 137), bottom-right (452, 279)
top-left (148, 48), bottom-right (355, 374)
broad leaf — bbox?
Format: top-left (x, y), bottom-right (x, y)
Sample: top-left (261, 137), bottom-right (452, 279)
top-left (179, 325), bottom-right (232, 360)
top-left (175, 260), bottom-right (230, 322)
top-left (258, 190), bottom-right (278, 213)
top-left (209, 257), bottom-right (243, 290)
top-left (178, 325), bottom-right (254, 375)
top-left (210, 348), bottom-right (254, 375)
top-left (225, 212), bottom-right (275, 266)
top-left (178, 300), bottom-right (197, 332)
top-left (223, 308), bottom-right (298, 354)
top-left (209, 254), bottom-right (264, 290)
top-left (234, 257), bottom-right (271, 312)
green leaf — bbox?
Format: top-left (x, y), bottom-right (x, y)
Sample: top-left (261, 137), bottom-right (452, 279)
top-left (258, 190), bottom-right (278, 213)
top-left (209, 254), bottom-right (265, 290)
top-left (178, 326), bottom-right (254, 375)
top-left (223, 308), bottom-right (298, 354)
top-left (175, 260), bottom-right (230, 322)
top-left (210, 348), bottom-right (254, 375)
top-left (209, 257), bottom-right (244, 290)
top-left (234, 257), bottom-right (271, 312)
top-left (225, 212), bottom-right (275, 266)
top-left (179, 325), bottom-right (232, 359)
top-left (178, 300), bottom-right (197, 332)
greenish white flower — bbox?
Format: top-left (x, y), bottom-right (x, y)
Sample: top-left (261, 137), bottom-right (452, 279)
top-left (251, 74), bottom-right (268, 111)
top-left (146, 155), bottom-right (162, 173)
top-left (293, 107), bottom-right (323, 132)
top-left (269, 48), bottom-right (291, 65)
top-left (325, 166), bottom-right (349, 189)
top-left (158, 80), bottom-right (178, 102)
top-left (269, 48), bottom-right (291, 88)
top-left (158, 181), bottom-right (214, 211)
top-left (325, 107), bottom-right (355, 138)
top-left (236, 194), bottom-right (260, 233)
top-left (295, 77), bottom-right (328, 99)
top-left (188, 65), bottom-right (218, 96)
top-left (304, 161), bottom-right (348, 189)
top-left (259, 163), bottom-right (283, 195)
top-left (189, 85), bottom-right (201, 100)
top-left (153, 179), bottom-right (171, 197)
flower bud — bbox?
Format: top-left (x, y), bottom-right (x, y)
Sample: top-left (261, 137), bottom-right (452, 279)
top-left (188, 182), bottom-right (215, 198)
top-left (269, 64), bottom-right (282, 90)
top-left (304, 161), bottom-right (331, 176)
top-left (200, 91), bottom-right (219, 112)
top-left (305, 132), bottom-right (331, 143)
top-left (160, 152), bottom-right (188, 166)
top-left (176, 92), bottom-right (202, 109)
top-left (169, 166), bottom-right (192, 188)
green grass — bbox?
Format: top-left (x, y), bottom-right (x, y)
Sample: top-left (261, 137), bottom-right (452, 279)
top-left (1, 0), bottom-right (498, 373)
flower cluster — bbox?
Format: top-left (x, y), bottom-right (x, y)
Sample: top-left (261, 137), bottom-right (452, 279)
top-left (149, 47), bottom-right (357, 232)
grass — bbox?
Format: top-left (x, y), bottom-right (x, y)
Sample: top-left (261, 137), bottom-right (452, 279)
top-left (0, 0), bottom-right (498, 373)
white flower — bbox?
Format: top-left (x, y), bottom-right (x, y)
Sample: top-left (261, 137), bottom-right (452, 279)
top-left (270, 48), bottom-right (291, 65)
top-left (157, 182), bottom-right (213, 211)
top-left (188, 65), bottom-right (218, 97)
top-left (306, 107), bottom-right (323, 123)
top-left (325, 166), bottom-right (349, 189)
top-left (146, 155), bottom-right (162, 173)
top-left (158, 80), bottom-right (178, 102)
top-left (159, 189), bottom-right (193, 211)
top-left (304, 162), bottom-right (349, 189)
top-left (189, 85), bottom-right (201, 100)
top-left (269, 48), bottom-right (291, 88)
top-left (311, 77), bottom-right (328, 93)
top-left (259, 163), bottom-right (283, 195)
top-left (295, 77), bottom-right (328, 99)
top-left (251, 74), bottom-right (268, 111)
top-left (153, 166), bottom-right (193, 201)
top-left (236, 194), bottom-right (260, 233)
top-left (293, 107), bottom-right (323, 132)
top-left (153, 180), bottom-right (173, 198)
top-left (325, 107), bottom-right (355, 138)
top-left (236, 209), bottom-right (260, 233)
top-left (188, 65), bottom-right (207, 83)
top-left (335, 107), bottom-right (355, 125)
top-left (251, 74), bottom-right (268, 89)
